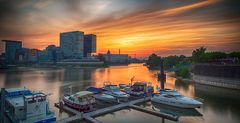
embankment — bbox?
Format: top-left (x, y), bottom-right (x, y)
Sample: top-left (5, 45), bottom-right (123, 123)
top-left (192, 64), bottom-right (240, 90)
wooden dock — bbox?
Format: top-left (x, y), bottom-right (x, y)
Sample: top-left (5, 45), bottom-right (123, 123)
top-left (55, 97), bottom-right (179, 123)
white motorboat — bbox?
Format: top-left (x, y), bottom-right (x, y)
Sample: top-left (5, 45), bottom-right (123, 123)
top-left (63, 91), bottom-right (96, 112)
top-left (86, 87), bottom-right (116, 102)
top-left (94, 93), bottom-right (116, 102)
top-left (103, 84), bottom-right (129, 100)
top-left (151, 89), bottom-right (203, 108)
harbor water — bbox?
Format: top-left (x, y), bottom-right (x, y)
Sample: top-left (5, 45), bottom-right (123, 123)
top-left (0, 64), bottom-right (240, 123)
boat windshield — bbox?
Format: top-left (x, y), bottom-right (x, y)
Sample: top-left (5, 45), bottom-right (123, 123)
top-left (110, 86), bottom-right (120, 92)
top-left (174, 94), bottom-right (183, 98)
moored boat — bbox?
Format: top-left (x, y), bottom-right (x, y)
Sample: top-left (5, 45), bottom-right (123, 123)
top-left (103, 84), bottom-right (129, 100)
top-left (63, 91), bottom-right (96, 112)
top-left (124, 82), bottom-right (154, 97)
top-left (151, 89), bottom-right (203, 108)
top-left (86, 87), bottom-right (116, 102)
top-left (1, 88), bottom-right (56, 123)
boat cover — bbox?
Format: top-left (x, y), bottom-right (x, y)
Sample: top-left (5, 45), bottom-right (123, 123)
top-left (86, 87), bottom-right (107, 94)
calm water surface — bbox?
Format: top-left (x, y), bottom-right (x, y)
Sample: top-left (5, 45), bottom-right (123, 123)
top-left (0, 64), bottom-right (240, 123)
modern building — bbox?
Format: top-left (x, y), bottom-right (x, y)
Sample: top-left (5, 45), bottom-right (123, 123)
top-left (60, 31), bottom-right (84, 59)
top-left (104, 50), bottom-right (129, 64)
top-left (84, 34), bottom-right (96, 57)
top-left (0, 41), bottom-right (5, 55)
top-left (2, 40), bottom-right (22, 63)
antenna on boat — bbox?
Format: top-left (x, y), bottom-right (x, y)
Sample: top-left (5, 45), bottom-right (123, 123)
top-left (130, 76), bottom-right (135, 86)
top-left (68, 86), bottom-right (72, 95)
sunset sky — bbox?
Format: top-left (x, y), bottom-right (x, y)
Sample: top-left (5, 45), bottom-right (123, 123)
top-left (0, 0), bottom-right (240, 57)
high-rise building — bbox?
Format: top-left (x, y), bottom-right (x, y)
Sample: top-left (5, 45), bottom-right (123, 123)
top-left (84, 34), bottom-right (96, 57)
top-left (60, 31), bottom-right (84, 58)
top-left (2, 40), bottom-right (22, 63)
top-left (0, 41), bottom-right (5, 55)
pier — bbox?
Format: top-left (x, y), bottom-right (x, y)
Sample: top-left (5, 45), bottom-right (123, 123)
top-left (55, 97), bottom-right (179, 123)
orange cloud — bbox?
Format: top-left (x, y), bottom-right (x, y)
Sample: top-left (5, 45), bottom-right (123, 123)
top-left (1, 0), bottom-right (239, 57)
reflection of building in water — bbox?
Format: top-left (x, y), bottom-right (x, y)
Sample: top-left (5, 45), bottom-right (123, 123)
top-left (4, 70), bottom-right (22, 87)
top-left (63, 68), bottom-right (84, 82)
top-left (104, 50), bottom-right (129, 64)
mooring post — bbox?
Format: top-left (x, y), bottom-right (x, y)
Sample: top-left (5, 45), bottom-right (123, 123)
top-left (158, 59), bottom-right (166, 89)
top-left (0, 88), bottom-right (6, 123)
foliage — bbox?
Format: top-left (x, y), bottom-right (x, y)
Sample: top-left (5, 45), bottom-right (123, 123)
top-left (175, 68), bottom-right (190, 78)
top-left (228, 52), bottom-right (240, 59)
top-left (163, 55), bottom-right (186, 69)
top-left (96, 53), bottom-right (106, 63)
top-left (191, 47), bottom-right (206, 63)
top-left (146, 54), bottom-right (162, 69)
top-left (199, 52), bottom-right (227, 62)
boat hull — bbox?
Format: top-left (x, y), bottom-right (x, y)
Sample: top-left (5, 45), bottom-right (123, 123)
top-left (63, 96), bottom-right (95, 112)
top-left (94, 94), bottom-right (116, 102)
top-left (151, 96), bottom-right (202, 109)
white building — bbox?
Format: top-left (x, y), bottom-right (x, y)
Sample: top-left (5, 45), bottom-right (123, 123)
top-left (104, 50), bottom-right (129, 64)
top-left (60, 31), bottom-right (84, 58)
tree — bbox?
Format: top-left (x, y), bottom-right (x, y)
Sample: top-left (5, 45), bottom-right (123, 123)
top-left (96, 53), bottom-right (106, 63)
top-left (146, 54), bottom-right (161, 69)
top-left (192, 47), bottom-right (206, 63)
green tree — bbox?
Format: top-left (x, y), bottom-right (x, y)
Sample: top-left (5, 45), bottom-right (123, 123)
top-left (192, 47), bottom-right (206, 63)
top-left (199, 52), bottom-right (227, 62)
top-left (146, 54), bottom-right (161, 69)
top-left (228, 52), bottom-right (240, 59)
top-left (96, 53), bottom-right (106, 63)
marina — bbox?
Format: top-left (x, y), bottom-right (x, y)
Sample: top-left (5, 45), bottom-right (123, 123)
top-left (1, 64), bottom-right (240, 123)
top-left (55, 96), bottom-right (179, 123)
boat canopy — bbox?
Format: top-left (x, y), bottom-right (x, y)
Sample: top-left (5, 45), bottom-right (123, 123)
top-left (72, 91), bottom-right (93, 98)
top-left (134, 82), bottom-right (148, 85)
top-left (86, 87), bottom-right (107, 94)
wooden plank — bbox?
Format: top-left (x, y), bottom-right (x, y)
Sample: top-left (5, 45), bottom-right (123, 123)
top-left (83, 115), bottom-right (103, 123)
top-left (129, 105), bottom-right (179, 121)
top-left (55, 96), bottom-right (178, 123)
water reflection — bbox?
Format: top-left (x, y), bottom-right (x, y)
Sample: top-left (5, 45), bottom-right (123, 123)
top-left (96, 108), bottom-right (175, 123)
top-left (0, 64), bottom-right (240, 123)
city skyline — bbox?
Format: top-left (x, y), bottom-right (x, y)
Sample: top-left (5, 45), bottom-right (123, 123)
top-left (0, 0), bottom-right (240, 57)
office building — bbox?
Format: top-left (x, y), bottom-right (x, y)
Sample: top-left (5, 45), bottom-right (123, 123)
top-left (2, 40), bottom-right (22, 63)
top-left (60, 31), bottom-right (84, 58)
top-left (84, 34), bottom-right (96, 57)
top-left (0, 41), bottom-right (5, 55)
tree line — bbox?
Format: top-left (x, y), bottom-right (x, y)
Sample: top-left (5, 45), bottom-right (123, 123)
top-left (146, 47), bottom-right (240, 78)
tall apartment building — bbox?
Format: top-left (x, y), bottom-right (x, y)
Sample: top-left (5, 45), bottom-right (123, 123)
top-left (60, 31), bottom-right (84, 58)
top-left (84, 34), bottom-right (96, 57)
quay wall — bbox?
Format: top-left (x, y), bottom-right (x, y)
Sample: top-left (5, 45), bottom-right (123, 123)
top-left (192, 64), bottom-right (240, 89)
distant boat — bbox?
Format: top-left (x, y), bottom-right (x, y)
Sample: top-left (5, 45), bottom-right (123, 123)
top-left (151, 89), bottom-right (203, 108)
top-left (63, 91), bottom-right (96, 112)
top-left (124, 82), bottom-right (154, 97)
top-left (1, 88), bottom-right (56, 123)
